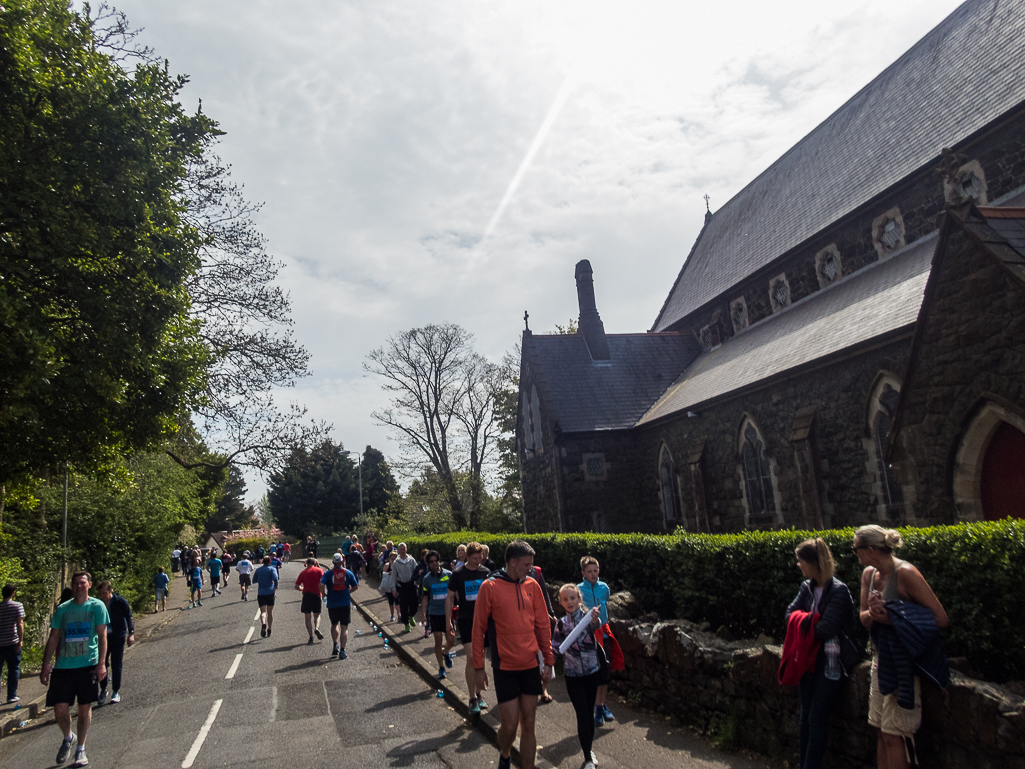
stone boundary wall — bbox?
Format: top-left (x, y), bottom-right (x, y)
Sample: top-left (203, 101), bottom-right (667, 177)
top-left (607, 617), bottom-right (1025, 769)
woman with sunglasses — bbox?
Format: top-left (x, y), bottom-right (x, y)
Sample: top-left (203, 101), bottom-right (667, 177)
top-left (785, 538), bottom-right (854, 769)
top-left (854, 525), bottom-right (948, 769)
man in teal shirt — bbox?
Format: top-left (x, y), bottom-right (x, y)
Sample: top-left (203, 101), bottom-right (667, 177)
top-left (40, 571), bottom-right (109, 767)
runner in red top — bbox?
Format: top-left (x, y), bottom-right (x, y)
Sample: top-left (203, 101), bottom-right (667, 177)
top-left (294, 557), bottom-right (325, 645)
top-left (282, 542), bottom-right (291, 563)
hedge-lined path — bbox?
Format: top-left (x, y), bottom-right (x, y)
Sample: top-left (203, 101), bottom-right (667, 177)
top-left (352, 574), bottom-right (773, 769)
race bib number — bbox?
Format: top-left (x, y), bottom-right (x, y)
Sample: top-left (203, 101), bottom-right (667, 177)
top-left (464, 579), bottom-right (483, 602)
top-left (430, 582), bottom-right (448, 601)
top-left (65, 621), bottom-right (90, 644)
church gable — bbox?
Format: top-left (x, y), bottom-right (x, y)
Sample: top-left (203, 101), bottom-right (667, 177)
top-left (889, 206), bottom-right (1025, 522)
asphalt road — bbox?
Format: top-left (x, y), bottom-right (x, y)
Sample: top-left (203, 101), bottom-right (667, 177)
top-left (0, 563), bottom-right (495, 769)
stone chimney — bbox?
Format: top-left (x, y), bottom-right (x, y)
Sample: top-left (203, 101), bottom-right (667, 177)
top-left (575, 259), bottom-right (610, 361)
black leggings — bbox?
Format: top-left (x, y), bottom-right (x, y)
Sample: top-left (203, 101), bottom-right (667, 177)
top-left (565, 672), bottom-right (599, 760)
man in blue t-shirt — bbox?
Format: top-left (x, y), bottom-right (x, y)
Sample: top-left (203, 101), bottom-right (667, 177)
top-left (207, 553), bottom-right (223, 596)
top-left (40, 571), bottom-right (109, 767)
top-left (253, 556), bottom-right (279, 638)
top-left (320, 554), bottom-right (359, 659)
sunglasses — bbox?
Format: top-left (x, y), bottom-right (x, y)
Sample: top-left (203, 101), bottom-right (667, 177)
top-left (852, 544), bottom-right (871, 552)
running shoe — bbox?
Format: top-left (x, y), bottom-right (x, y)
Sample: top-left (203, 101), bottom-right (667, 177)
top-left (437, 667), bottom-right (446, 679)
top-left (424, 626), bottom-right (431, 639)
top-left (331, 644), bottom-right (339, 657)
top-left (404, 622), bottom-right (411, 633)
top-left (409, 616), bottom-right (417, 627)
top-left (96, 689), bottom-right (107, 707)
top-left (582, 762), bottom-right (595, 769)
top-left (601, 704), bottom-right (615, 722)
top-left (477, 696), bottom-right (488, 710)
top-left (56, 734), bottom-right (76, 764)
top-left (266, 628), bottom-right (271, 637)
top-left (444, 651), bottom-right (453, 668)
top-left (261, 624), bottom-right (267, 638)
top-left (73, 746), bottom-right (89, 766)
top-left (594, 705), bottom-right (605, 726)
top-left (7, 696), bottom-right (20, 704)
top-left (468, 698), bottom-right (481, 714)
top-left (307, 637), bottom-right (315, 645)
top-left (110, 692), bottom-right (121, 704)
top-left (314, 628), bottom-right (324, 640)
top-left (591, 751), bottom-right (600, 766)
top-left (498, 755), bottom-right (511, 769)
top-left (338, 648), bottom-right (348, 660)
top-left (197, 601), bottom-right (203, 606)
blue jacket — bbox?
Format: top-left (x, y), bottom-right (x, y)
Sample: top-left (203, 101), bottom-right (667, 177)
top-left (872, 600), bottom-right (950, 709)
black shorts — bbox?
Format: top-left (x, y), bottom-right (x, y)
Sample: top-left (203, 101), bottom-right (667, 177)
top-left (327, 605), bottom-right (351, 626)
top-left (596, 640), bottom-right (610, 685)
top-left (257, 594), bottom-right (275, 607)
top-left (428, 614), bottom-right (448, 633)
top-left (493, 666), bottom-right (543, 704)
top-left (238, 574), bottom-right (252, 586)
top-left (46, 666), bottom-right (99, 707)
top-left (300, 593), bottom-right (322, 614)
top-left (457, 617), bottom-right (474, 644)
top-left (210, 575), bottom-right (220, 585)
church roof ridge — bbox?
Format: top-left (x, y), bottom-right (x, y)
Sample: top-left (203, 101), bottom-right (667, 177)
top-left (652, 0), bottom-right (1025, 332)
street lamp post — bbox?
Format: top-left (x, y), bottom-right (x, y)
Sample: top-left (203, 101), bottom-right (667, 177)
top-left (342, 450), bottom-right (363, 520)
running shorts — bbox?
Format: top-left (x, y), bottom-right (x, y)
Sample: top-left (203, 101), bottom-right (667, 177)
top-left (327, 605), bottom-right (351, 626)
top-left (428, 614), bottom-right (448, 633)
top-left (46, 666), bottom-right (99, 707)
top-left (257, 594), bottom-right (276, 607)
top-left (300, 593), bottom-right (322, 614)
top-left (238, 574), bottom-right (252, 586)
top-left (493, 666), bottom-right (543, 704)
top-left (210, 575), bottom-right (220, 586)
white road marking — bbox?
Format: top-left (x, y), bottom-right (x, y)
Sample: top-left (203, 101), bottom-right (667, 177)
top-left (254, 608), bottom-right (261, 622)
top-left (225, 653), bottom-right (244, 680)
top-left (269, 686), bottom-right (278, 723)
top-left (243, 626), bottom-right (255, 644)
top-left (182, 699), bottom-right (222, 768)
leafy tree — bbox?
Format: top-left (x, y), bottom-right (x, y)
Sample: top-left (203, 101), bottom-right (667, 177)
top-left (364, 324), bottom-right (502, 529)
top-left (0, 0), bottom-right (216, 489)
top-left (360, 446), bottom-right (400, 515)
top-left (267, 439), bottom-right (359, 537)
top-left (206, 464), bottom-right (257, 533)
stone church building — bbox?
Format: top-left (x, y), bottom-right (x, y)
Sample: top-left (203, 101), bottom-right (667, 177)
top-left (517, 0), bottom-right (1025, 534)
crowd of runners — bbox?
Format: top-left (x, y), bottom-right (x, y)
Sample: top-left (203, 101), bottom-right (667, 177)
top-left (2, 524), bottom-right (944, 769)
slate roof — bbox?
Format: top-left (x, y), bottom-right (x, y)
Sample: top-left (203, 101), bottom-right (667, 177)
top-left (638, 234), bottom-right (937, 424)
top-left (974, 207), bottom-right (1025, 258)
top-left (652, 0), bottom-right (1025, 333)
top-left (525, 332), bottom-right (697, 433)
top-left (965, 207), bottom-right (1025, 281)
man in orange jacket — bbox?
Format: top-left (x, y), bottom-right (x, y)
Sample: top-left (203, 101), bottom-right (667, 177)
top-left (473, 540), bottom-right (554, 769)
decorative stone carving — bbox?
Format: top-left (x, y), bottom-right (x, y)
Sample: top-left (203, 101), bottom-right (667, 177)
top-left (872, 207), bottom-right (906, 259)
top-left (729, 296), bottom-right (749, 331)
top-left (814, 244), bottom-right (843, 289)
top-left (768, 273), bottom-right (790, 312)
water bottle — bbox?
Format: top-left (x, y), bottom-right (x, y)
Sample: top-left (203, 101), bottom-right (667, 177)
top-left (436, 690), bottom-right (445, 698)
top-left (355, 629), bottom-right (362, 636)
top-left (824, 638), bottom-right (841, 680)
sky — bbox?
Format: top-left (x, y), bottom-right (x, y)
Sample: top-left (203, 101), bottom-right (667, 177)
top-left (107, 0), bottom-right (966, 502)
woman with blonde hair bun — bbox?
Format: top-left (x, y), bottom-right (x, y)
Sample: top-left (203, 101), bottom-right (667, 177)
top-left (853, 525), bottom-right (948, 769)
top-left (784, 538), bottom-right (854, 769)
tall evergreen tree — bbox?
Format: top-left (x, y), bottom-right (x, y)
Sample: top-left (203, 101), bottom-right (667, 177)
top-left (360, 446), bottom-right (399, 515)
top-left (206, 464), bottom-right (257, 533)
top-left (267, 439), bottom-right (358, 537)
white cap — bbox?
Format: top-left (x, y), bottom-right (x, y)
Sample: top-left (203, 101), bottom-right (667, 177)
top-left (333, 553), bottom-right (343, 562)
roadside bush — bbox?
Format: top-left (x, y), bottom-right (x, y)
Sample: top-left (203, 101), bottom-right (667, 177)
top-left (223, 536), bottom-right (272, 555)
top-left (391, 520), bottom-right (1025, 682)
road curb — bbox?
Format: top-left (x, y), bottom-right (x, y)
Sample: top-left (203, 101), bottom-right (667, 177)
top-left (351, 587), bottom-right (556, 769)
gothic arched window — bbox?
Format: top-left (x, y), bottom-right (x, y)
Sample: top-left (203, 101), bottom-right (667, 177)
top-left (658, 445), bottom-right (681, 526)
top-left (867, 377), bottom-right (903, 510)
top-left (740, 420), bottom-right (777, 519)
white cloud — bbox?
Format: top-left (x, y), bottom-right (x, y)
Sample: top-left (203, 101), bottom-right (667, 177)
top-left (106, 0), bottom-right (965, 501)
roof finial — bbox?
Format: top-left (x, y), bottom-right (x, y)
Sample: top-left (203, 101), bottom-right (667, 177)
top-left (704, 194), bottom-right (711, 212)
top-left (524, 310), bottom-right (530, 331)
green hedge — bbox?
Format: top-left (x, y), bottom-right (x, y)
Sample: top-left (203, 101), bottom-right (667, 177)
top-left (389, 521), bottom-right (1025, 682)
